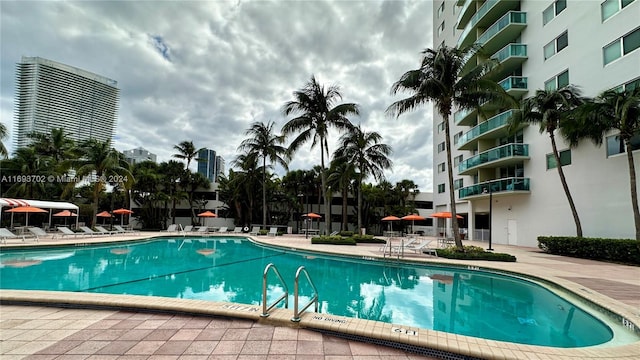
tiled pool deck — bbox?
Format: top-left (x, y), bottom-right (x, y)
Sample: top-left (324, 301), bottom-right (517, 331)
top-left (1, 232), bottom-right (639, 359)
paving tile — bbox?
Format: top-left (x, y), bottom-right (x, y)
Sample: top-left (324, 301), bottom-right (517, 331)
top-left (94, 341), bottom-right (138, 355)
top-left (268, 340), bottom-right (296, 354)
top-left (183, 340), bottom-right (217, 355)
top-left (66, 340), bottom-right (110, 355)
top-left (222, 328), bottom-right (250, 341)
top-left (296, 339), bottom-right (324, 355)
top-left (36, 340), bottom-right (84, 354)
top-left (169, 329), bottom-right (202, 341)
top-left (144, 329), bottom-right (178, 341)
top-left (194, 328), bottom-right (227, 341)
top-left (125, 340), bottom-right (167, 355)
top-left (323, 339), bottom-right (352, 355)
top-left (349, 341), bottom-right (381, 355)
top-left (153, 340), bottom-right (192, 355)
top-left (212, 340), bottom-right (245, 355)
top-left (240, 340), bottom-right (271, 355)
top-left (247, 327), bottom-right (275, 340)
top-left (271, 327), bottom-right (298, 340)
top-left (88, 329), bottom-right (127, 341)
top-left (117, 329), bottom-right (154, 341)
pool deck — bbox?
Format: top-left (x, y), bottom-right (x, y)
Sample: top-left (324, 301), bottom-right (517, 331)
top-left (1, 232), bottom-right (639, 359)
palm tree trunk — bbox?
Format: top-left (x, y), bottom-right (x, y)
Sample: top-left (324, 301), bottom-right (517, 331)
top-left (342, 187), bottom-right (348, 231)
top-left (320, 143), bottom-right (328, 235)
top-left (443, 114), bottom-right (462, 250)
top-left (262, 157), bottom-right (267, 228)
top-left (550, 133), bottom-right (583, 237)
top-left (624, 138), bottom-right (640, 240)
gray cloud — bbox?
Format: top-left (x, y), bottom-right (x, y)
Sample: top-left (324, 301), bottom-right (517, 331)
top-left (0, 0), bottom-right (435, 191)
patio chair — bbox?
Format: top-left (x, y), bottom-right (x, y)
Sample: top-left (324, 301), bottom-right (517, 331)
top-left (57, 226), bottom-right (87, 238)
top-left (163, 224), bottom-right (178, 233)
top-left (27, 227), bottom-right (51, 241)
top-left (183, 225), bottom-right (194, 232)
top-left (95, 226), bottom-right (119, 235)
top-left (232, 226), bottom-right (242, 233)
top-left (217, 226), bottom-right (228, 233)
top-left (249, 226), bottom-right (260, 236)
top-left (195, 226), bottom-right (209, 234)
top-left (407, 240), bottom-right (437, 256)
top-left (391, 238), bottom-right (418, 253)
top-left (0, 228), bottom-right (29, 243)
top-left (329, 231), bottom-right (339, 236)
top-left (267, 227), bottom-right (278, 237)
top-left (79, 226), bottom-right (99, 237)
top-left (114, 225), bottom-right (138, 234)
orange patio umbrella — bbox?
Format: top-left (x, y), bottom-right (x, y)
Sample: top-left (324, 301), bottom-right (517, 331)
top-left (401, 214), bottom-right (426, 234)
top-left (96, 210), bottom-right (113, 225)
top-left (5, 206), bottom-right (48, 227)
top-left (53, 209), bottom-right (78, 226)
top-left (302, 213), bottom-right (322, 237)
top-left (430, 211), bottom-right (463, 219)
top-left (113, 208), bottom-right (134, 225)
top-left (197, 210), bottom-right (217, 227)
top-left (381, 215), bottom-right (401, 232)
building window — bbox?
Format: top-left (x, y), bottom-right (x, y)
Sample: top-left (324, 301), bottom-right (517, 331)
top-left (437, 122), bottom-right (444, 133)
top-left (437, 2), bottom-right (445, 18)
top-left (546, 149), bottom-right (572, 169)
top-left (601, 0), bottom-right (635, 22)
top-left (543, 0), bottom-right (567, 25)
top-left (607, 133), bottom-right (640, 156)
top-left (438, 142), bottom-right (445, 153)
top-left (437, 183), bottom-right (446, 193)
top-left (603, 27), bottom-right (640, 65)
top-left (544, 69), bottom-right (569, 91)
top-left (454, 179), bottom-right (463, 190)
top-left (454, 154), bottom-right (463, 167)
top-left (437, 21), bottom-right (445, 37)
top-left (438, 162), bottom-right (446, 173)
top-left (544, 31), bottom-right (568, 60)
top-left (453, 131), bottom-right (463, 144)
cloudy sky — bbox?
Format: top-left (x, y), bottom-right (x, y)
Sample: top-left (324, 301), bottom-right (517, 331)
top-left (0, 0), bottom-right (435, 190)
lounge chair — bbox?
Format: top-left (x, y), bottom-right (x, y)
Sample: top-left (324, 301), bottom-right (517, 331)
top-left (267, 227), bottom-right (278, 237)
top-left (391, 238), bottom-right (418, 253)
top-left (79, 226), bottom-right (99, 236)
top-left (57, 226), bottom-right (86, 238)
top-left (0, 228), bottom-right (29, 243)
top-left (163, 224), bottom-right (178, 233)
top-left (329, 231), bottom-right (339, 236)
top-left (232, 226), bottom-right (242, 233)
top-left (114, 225), bottom-right (138, 234)
top-left (183, 225), bottom-right (194, 232)
top-left (96, 226), bottom-right (120, 235)
top-left (407, 240), bottom-right (437, 256)
top-left (249, 226), bottom-right (260, 236)
top-left (195, 226), bottom-right (209, 234)
top-left (27, 227), bottom-right (51, 241)
top-left (217, 226), bottom-right (228, 233)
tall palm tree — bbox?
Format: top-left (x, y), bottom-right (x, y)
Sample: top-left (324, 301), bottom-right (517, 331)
top-left (237, 121), bottom-right (289, 228)
top-left (231, 152), bottom-right (261, 226)
top-left (565, 87), bottom-right (640, 239)
top-left (2, 147), bottom-right (47, 198)
top-left (387, 45), bottom-right (505, 250)
top-left (327, 158), bottom-right (356, 231)
top-left (75, 139), bottom-right (132, 227)
top-left (0, 122), bottom-right (8, 158)
top-left (510, 86), bottom-right (585, 237)
top-left (333, 124), bottom-right (392, 232)
top-left (282, 75), bottom-right (359, 233)
top-left (173, 140), bottom-right (202, 170)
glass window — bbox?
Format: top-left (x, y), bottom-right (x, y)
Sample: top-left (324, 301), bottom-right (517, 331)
top-left (438, 162), bottom-right (446, 173)
top-left (438, 142), bottom-right (445, 153)
top-left (557, 32), bottom-right (568, 51)
top-left (544, 0), bottom-right (567, 25)
top-left (437, 122), bottom-right (444, 133)
top-left (454, 154), bottom-right (463, 166)
top-left (623, 27), bottom-right (640, 55)
top-left (625, 77), bottom-right (640, 91)
top-left (607, 133), bottom-right (640, 156)
top-left (544, 42), bottom-right (555, 60)
top-left (454, 179), bottom-right (463, 190)
top-left (601, 0), bottom-right (619, 21)
top-left (437, 183), bottom-right (446, 193)
top-left (545, 70), bottom-right (569, 90)
top-left (545, 32), bottom-right (568, 60)
top-left (546, 149), bottom-right (572, 169)
top-left (438, 21), bottom-right (445, 36)
top-left (557, 70), bottom-right (569, 88)
top-left (556, 0), bottom-right (567, 14)
top-left (603, 40), bottom-right (622, 64)
top-left (453, 131), bottom-right (462, 144)
top-left (437, 2), bottom-right (445, 18)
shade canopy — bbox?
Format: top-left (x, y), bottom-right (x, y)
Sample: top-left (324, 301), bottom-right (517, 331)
top-left (431, 211), bottom-right (463, 219)
top-left (53, 210), bottom-right (77, 217)
top-left (303, 212), bottom-right (322, 219)
top-left (197, 211), bottom-right (217, 218)
top-left (96, 211), bottom-right (113, 217)
top-left (5, 206), bottom-right (48, 213)
top-left (112, 208), bottom-right (134, 215)
top-left (401, 214), bottom-right (426, 221)
top-left (381, 215), bottom-right (401, 221)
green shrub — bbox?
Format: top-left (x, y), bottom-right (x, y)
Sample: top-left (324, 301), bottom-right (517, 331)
top-left (538, 236), bottom-right (640, 265)
top-left (352, 234), bottom-right (386, 244)
top-left (437, 245), bottom-right (517, 262)
top-left (311, 236), bottom-right (357, 245)
top-left (340, 231), bottom-right (354, 237)
top-left (258, 229), bottom-right (268, 235)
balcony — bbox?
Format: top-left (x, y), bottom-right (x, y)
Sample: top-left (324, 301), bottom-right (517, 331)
top-left (458, 143), bottom-right (529, 175)
top-left (491, 43), bottom-right (527, 77)
top-left (458, 0), bottom-right (520, 48)
top-left (476, 11), bottom-right (527, 54)
top-left (457, 0), bottom-right (475, 30)
top-left (457, 110), bottom-right (515, 150)
top-left (454, 107), bottom-right (478, 126)
top-left (499, 76), bottom-right (528, 97)
top-left (459, 177), bottom-right (530, 199)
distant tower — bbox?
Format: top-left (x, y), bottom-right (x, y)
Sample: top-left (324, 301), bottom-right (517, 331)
top-left (123, 147), bottom-right (157, 165)
top-left (197, 148), bottom-right (217, 182)
top-left (14, 56), bottom-right (119, 149)
top-left (215, 155), bottom-right (225, 181)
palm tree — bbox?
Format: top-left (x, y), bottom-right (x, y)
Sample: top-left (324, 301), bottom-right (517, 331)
top-left (327, 158), bottom-right (356, 231)
top-left (333, 125), bottom-right (392, 232)
top-left (2, 147), bottom-right (47, 198)
top-left (565, 87), bottom-right (640, 239)
top-left (230, 152), bottom-right (262, 226)
top-left (510, 86), bottom-right (585, 237)
top-left (0, 122), bottom-right (8, 158)
top-left (75, 139), bottom-right (132, 227)
top-left (387, 45), bottom-right (505, 250)
top-left (237, 121), bottom-right (289, 228)
top-left (173, 140), bottom-right (202, 170)
top-left (282, 75), bottom-right (359, 233)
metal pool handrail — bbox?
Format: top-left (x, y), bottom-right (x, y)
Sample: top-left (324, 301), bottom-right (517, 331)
top-left (291, 266), bottom-right (318, 322)
top-left (260, 263), bottom-right (288, 317)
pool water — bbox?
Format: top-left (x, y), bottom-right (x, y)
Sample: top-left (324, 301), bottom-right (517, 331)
top-left (0, 237), bottom-right (615, 347)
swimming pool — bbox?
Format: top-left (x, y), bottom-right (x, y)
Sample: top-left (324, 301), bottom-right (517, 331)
top-left (0, 236), bottom-right (621, 347)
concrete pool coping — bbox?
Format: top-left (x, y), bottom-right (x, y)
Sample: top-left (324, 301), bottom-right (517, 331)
top-left (1, 231), bottom-right (639, 359)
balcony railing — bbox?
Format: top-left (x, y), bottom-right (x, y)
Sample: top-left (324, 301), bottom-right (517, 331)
top-left (491, 43), bottom-right (527, 62)
top-left (457, 110), bottom-right (514, 147)
top-left (458, 143), bottom-right (529, 173)
top-left (459, 177), bottom-right (531, 199)
top-left (499, 76), bottom-right (528, 92)
top-left (477, 11), bottom-right (527, 46)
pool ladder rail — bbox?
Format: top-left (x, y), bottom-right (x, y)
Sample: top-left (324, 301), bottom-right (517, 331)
top-left (260, 263), bottom-right (319, 322)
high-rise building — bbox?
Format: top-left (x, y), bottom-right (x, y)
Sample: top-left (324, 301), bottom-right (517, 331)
top-left (433, 0), bottom-right (639, 247)
top-left (197, 148), bottom-right (217, 183)
top-left (123, 147), bottom-right (157, 164)
top-left (215, 155), bottom-right (225, 182)
top-left (13, 56), bottom-right (119, 149)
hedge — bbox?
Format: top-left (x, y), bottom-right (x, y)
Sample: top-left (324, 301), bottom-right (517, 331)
top-left (311, 236), bottom-right (357, 245)
top-left (437, 245), bottom-right (517, 262)
top-left (538, 236), bottom-right (640, 265)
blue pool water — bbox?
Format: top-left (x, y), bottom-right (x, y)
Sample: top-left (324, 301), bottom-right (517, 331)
top-left (0, 237), bottom-right (615, 347)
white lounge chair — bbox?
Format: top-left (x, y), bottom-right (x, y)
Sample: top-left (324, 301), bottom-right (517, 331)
top-left (391, 238), bottom-right (418, 253)
top-left (249, 226), bottom-right (260, 236)
top-left (195, 226), bottom-right (209, 234)
top-left (183, 225), bottom-right (194, 232)
top-left (267, 227), bottom-right (278, 237)
top-left (0, 228), bottom-right (29, 243)
top-left (27, 227), bottom-right (51, 241)
top-left (407, 240), bottom-right (437, 256)
top-left (114, 225), bottom-right (138, 234)
top-left (217, 227), bottom-right (228, 233)
top-left (232, 226), bottom-right (242, 233)
top-left (95, 226), bottom-right (119, 235)
top-left (79, 226), bottom-right (99, 236)
top-left (329, 230), bottom-right (339, 236)
top-left (163, 224), bottom-right (178, 233)
top-left (57, 226), bottom-right (86, 238)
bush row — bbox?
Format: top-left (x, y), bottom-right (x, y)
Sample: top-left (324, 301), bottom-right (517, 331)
top-left (437, 245), bottom-right (517, 262)
top-left (311, 235), bottom-right (357, 245)
top-left (538, 236), bottom-right (640, 265)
